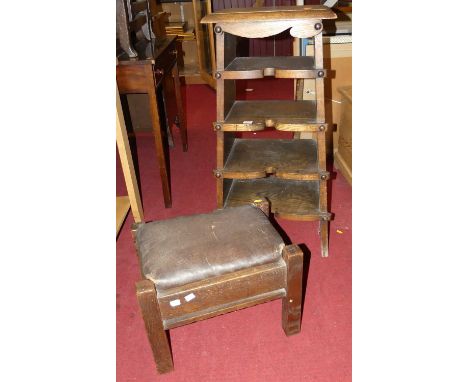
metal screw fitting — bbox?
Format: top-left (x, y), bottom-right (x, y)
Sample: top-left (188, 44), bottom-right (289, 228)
top-left (214, 26), bottom-right (222, 34)
top-left (215, 171), bottom-right (222, 178)
top-left (171, 49), bottom-right (177, 55)
top-left (155, 69), bottom-right (164, 75)
top-left (215, 124), bottom-right (222, 131)
top-left (215, 72), bottom-right (222, 79)
top-left (320, 174), bottom-right (327, 180)
top-left (319, 125), bottom-right (326, 131)
top-left (317, 70), bottom-right (324, 77)
top-left (314, 22), bottom-right (322, 30)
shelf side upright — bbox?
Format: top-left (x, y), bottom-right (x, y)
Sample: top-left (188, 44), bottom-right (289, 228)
top-left (313, 31), bottom-right (331, 257)
top-left (214, 27), bottom-right (237, 207)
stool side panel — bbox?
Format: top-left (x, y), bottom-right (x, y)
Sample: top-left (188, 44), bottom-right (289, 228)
top-left (158, 259), bottom-right (286, 322)
top-left (164, 289), bottom-right (286, 330)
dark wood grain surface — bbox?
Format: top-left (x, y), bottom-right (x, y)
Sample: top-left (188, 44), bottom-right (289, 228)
top-left (225, 178), bottom-right (326, 220)
top-left (136, 280), bottom-right (174, 374)
top-left (282, 244), bottom-right (303, 336)
top-left (222, 100), bottom-right (319, 131)
top-left (158, 261), bottom-right (286, 328)
top-left (223, 139), bottom-right (318, 179)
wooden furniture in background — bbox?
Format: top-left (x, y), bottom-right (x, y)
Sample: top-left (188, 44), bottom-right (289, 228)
top-left (117, 84), bottom-right (144, 236)
top-left (202, 5), bottom-right (336, 257)
top-left (133, 199), bottom-right (303, 374)
top-left (116, 0), bottom-right (170, 56)
top-left (117, 0), bottom-right (188, 208)
top-left (334, 85), bottom-right (351, 185)
top-left (160, 0), bottom-right (216, 87)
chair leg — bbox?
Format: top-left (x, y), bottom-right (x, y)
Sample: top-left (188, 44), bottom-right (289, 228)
top-left (282, 244), bottom-right (303, 336)
top-left (320, 219), bottom-right (329, 258)
top-left (136, 280), bottom-right (174, 374)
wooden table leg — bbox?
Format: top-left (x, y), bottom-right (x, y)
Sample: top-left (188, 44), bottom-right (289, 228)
top-left (136, 280), bottom-right (174, 374)
top-left (282, 244), bottom-right (303, 336)
top-left (172, 63), bottom-right (188, 151)
top-left (146, 67), bottom-right (172, 208)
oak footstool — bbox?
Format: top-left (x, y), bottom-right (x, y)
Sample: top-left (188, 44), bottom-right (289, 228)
top-left (131, 199), bottom-right (304, 374)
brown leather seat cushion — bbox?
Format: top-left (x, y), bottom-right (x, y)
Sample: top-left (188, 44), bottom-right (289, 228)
top-left (135, 205), bottom-right (285, 292)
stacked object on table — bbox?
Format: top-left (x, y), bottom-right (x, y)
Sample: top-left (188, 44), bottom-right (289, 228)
top-left (165, 22), bottom-right (195, 41)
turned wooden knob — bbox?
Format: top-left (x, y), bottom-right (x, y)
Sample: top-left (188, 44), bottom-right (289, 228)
top-left (264, 119), bottom-right (275, 128)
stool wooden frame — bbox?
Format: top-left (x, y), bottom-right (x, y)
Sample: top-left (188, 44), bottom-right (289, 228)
top-left (132, 200), bottom-right (304, 374)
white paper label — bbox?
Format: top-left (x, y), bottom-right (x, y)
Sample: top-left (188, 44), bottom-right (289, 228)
top-left (184, 293), bottom-right (196, 302)
top-left (169, 299), bottom-right (181, 307)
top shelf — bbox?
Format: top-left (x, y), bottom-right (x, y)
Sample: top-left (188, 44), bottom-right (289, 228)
top-left (201, 5), bottom-right (337, 24)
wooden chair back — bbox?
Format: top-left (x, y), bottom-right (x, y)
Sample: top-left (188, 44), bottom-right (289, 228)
top-left (117, 0), bottom-right (168, 59)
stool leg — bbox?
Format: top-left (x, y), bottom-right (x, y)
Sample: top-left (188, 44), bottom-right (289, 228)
top-left (136, 280), bottom-right (174, 374)
top-left (171, 63), bottom-right (188, 152)
top-left (282, 245), bottom-right (303, 336)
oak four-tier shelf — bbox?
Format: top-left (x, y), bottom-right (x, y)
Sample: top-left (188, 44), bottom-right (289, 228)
top-left (202, 5), bottom-right (337, 257)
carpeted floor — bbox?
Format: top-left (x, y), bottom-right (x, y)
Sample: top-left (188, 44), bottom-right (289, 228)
top-left (116, 79), bottom-right (352, 381)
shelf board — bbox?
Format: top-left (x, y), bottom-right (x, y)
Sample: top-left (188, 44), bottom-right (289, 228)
top-left (224, 178), bottom-right (327, 221)
top-left (221, 100), bottom-right (321, 132)
top-left (223, 57), bottom-right (323, 79)
top-left (223, 139), bottom-right (320, 180)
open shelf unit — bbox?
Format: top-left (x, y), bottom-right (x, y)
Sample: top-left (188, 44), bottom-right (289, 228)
top-left (202, 5), bottom-right (337, 257)
top-left (161, 0), bottom-right (216, 87)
